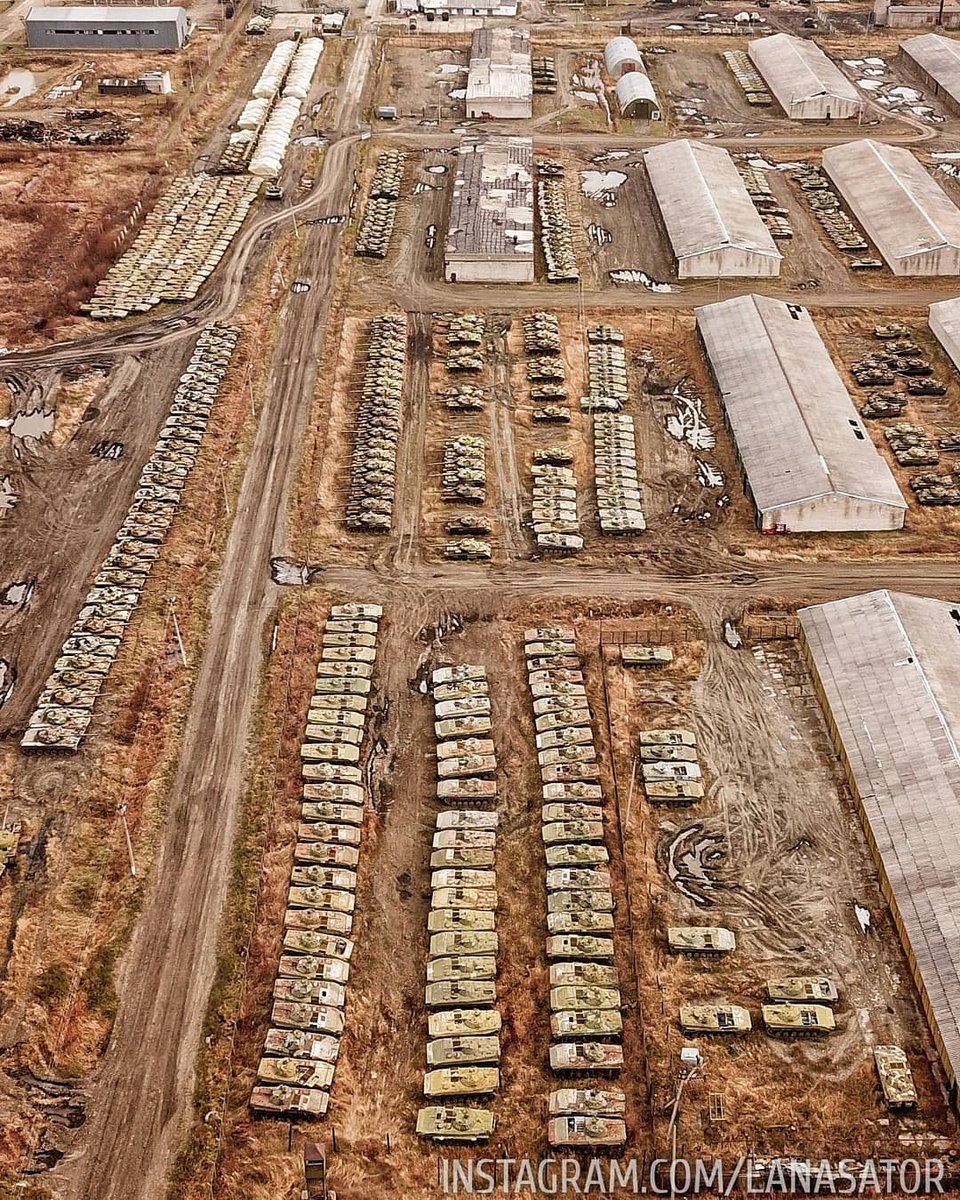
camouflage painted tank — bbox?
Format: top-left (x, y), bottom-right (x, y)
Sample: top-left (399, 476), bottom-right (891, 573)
top-left (426, 1036), bottom-right (501, 1067)
top-left (428, 1008), bottom-right (503, 1038)
top-left (548, 1088), bottom-right (626, 1117)
top-left (256, 1057), bottom-right (335, 1089)
top-left (423, 1067), bottom-right (500, 1098)
top-left (301, 760), bottom-right (364, 782)
top-left (525, 626), bottom-right (576, 642)
top-left (295, 822), bottom-right (361, 847)
top-left (435, 809), bottom-right (499, 831)
top-left (874, 1045), bottom-right (917, 1108)
top-left (437, 736), bottom-right (495, 760)
top-left (289, 865), bottom-right (358, 890)
top-left (415, 1106), bottom-right (496, 1142)
top-left (679, 1004), bottom-right (752, 1034)
top-left (287, 886), bottom-right (355, 913)
top-left (667, 927), bottom-right (736, 954)
top-left (301, 782), bottom-right (365, 804)
top-left (762, 1004), bottom-right (835, 1037)
top-left (642, 781), bottom-right (705, 804)
top-left (251, 1084), bottom-right (328, 1116)
top-left (263, 1028), bottom-right (340, 1062)
top-left (640, 745), bottom-right (699, 763)
top-left (432, 829), bottom-right (497, 852)
top-left (548, 1116), bottom-right (626, 1148)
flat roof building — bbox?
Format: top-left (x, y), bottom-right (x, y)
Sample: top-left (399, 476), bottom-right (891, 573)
top-left (696, 294), bottom-right (906, 532)
top-left (445, 136), bottom-right (534, 284)
top-left (823, 139), bottom-right (960, 275)
top-left (900, 33), bottom-right (960, 114)
top-left (465, 27), bottom-right (532, 120)
top-left (747, 33), bottom-right (862, 119)
top-left (799, 590), bottom-right (960, 1102)
top-left (419, 0), bottom-right (519, 16)
top-left (25, 4), bottom-right (187, 49)
top-left (643, 139), bottom-right (781, 278)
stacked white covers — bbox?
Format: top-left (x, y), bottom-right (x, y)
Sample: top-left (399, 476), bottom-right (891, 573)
top-left (249, 39), bottom-right (323, 177)
top-left (237, 96), bottom-right (272, 130)
top-left (253, 39), bottom-right (298, 98)
top-left (284, 37), bottom-right (324, 100)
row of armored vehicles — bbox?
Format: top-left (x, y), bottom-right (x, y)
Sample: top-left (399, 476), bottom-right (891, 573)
top-left (22, 326), bottom-right (240, 752)
top-left (250, 602), bottom-right (384, 1119)
top-left (531, 462), bottom-right (583, 555)
top-left (521, 311), bottom-right (570, 425)
top-left (582, 324), bottom-right (628, 414)
top-left (536, 162), bottom-right (580, 284)
top-left (522, 626), bottom-right (628, 1149)
top-left (441, 436), bottom-right (487, 506)
top-left (638, 726), bottom-right (705, 807)
top-left (593, 412), bottom-right (646, 534)
top-left (84, 176), bottom-right (262, 318)
top-left (345, 314), bottom-right (406, 532)
top-left (417, 663), bottom-right (502, 1144)
top-left (355, 150), bottom-right (406, 258)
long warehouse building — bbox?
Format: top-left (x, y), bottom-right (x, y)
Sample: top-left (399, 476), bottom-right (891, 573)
top-left (465, 27), bottom-right (532, 119)
top-left (26, 4), bottom-right (187, 49)
top-left (643, 139), bottom-right (781, 278)
top-left (929, 294), bottom-right (960, 368)
top-left (747, 33), bottom-right (862, 119)
top-left (445, 136), bottom-right (534, 284)
top-left (900, 33), bottom-right (960, 115)
top-left (696, 294), bottom-right (906, 533)
top-left (799, 589), bottom-right (960, 1103)
top-left (822, 139), bottom-right (960, 275)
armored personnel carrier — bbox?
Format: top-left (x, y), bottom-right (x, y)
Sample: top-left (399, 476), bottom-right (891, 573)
top-left (542, 821), bottom-right (604, 845)
top-left (283, 906), bottom-right (354, 936)
top-left (426, 956), bottom-right (496, 983)
top-left (546, 866), bottom-right (611, 892)
top-left (271, 1001), bottom-right (345, 1034)
top-left (551, 1009), bottom-right (623, 1038)
top-left (545, 844), bottom-right (609, 869)
top-left (423, 1067), bottom-right (500, 1097)
top-left (874, 1045), bottom-right (917, 1109)
top-left (547, 910), bottom-right (615, 935)
top-left (549, 1042), bottom-right (624, 1072)
top-left (432, 829), bottom-right (497, 852)
top-left (262, 1028), bottom-right (340, 1062)
top-left (643, 781), bottom-right (705, 804)
top-left (426, 1036), bottom-right (501, 1067)
top-left (274, 979), bottom-right (346, 1008)
top-left (428, 908), bottom-right (496, 934)
top-left (416, 1106), bottom-right (496, 1142)
top-left (436, 809), bottom-right (498, 831)
top-left (547, 890), bottom-right (615, 914)
top-left (548, 1115), bottom-right (626, 1148)
top-left (667, 927), bottom-right (736, 955)
top-left (621, 646), bottom-right (673, 668)
top-left (251, 1084), bottom-right (328, 1116)
top-left (679, 1004), bottom-right (751, 1034)
top-left (549, 962), bottom-right (619, 988)
top-left (542, 803), bottom-right (603, 825)
top-left (762, 1004), bottom-right (835, 1037)
top-left (425, 980), bottom-right (497, 1008)
top-left (430, 847), bottom-right (496, 870)
top-left (256, 1057), bottom-right (335, 1089)
top-left (278, 953), bottom-right (349, 983)
top-left (430, 931), bottom-right (498, 958)
top-left (294, 842), bottom-right (360, 869)
top-left (766, 977), bottom-right (838, 1004)
top-left (550, 985), bottom-right (621, 1012)
top-left (549, 1088), bottom-right (626, 1117)
top-left (546, 934), bottom-right (615, 961)
top-left (429, 1008), bottom-right (502, 1038)
top-left (542, 781), bottom-right (602, 802)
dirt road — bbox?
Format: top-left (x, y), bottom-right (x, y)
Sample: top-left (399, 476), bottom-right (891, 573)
top-left (50, 32), bottom-right (378, 1200)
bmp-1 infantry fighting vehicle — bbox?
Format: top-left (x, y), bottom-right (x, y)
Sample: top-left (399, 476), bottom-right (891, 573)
top-left (423, 1067), bottom-right (500, 1098)
top-left (679, 1004), bottom-right (751, 1034)
top-left (416, 1106), bottom-right (496, 1142)
top-left (874, 1045), bottom-right (917, 1109)
top-left (762, 1004), bottom-right (835, 1037)
top-left (549, 1088), bottom-right (626, 1117)
top-left (428, 1008), bottom-right (503, 1038)
top-left (766, 977), bottom-right (838, 1004)
top-left (667, 927), bottom-right (736, 955)
top-left (547, 1116), bottom-right (626, 1148)
top-left (426, 1036), bottom-right (501, 1067)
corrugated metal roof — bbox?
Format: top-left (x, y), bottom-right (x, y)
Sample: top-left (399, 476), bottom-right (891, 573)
top-left (643, 139), bottom-right (781, 263)
top-left (799, 589), bottom-right (960, 1089)
top-left (822, 139), bottom-right (960, 263)
top-left (747, 33), bottom-right (860, 107)
top-left (445, 135), bottom-right (534, 261)
top-left (466, 26), bottom-right (532, 104)
top-left (695, 294), bottom-right (906, 515)
top-left (929, 294), bottom-right (960, 369)
top-left (604, 36), bottom-right (643, 78)
top-left (901, 33), bottom-right (960, 106)
top-left (615, 72), bottom-right (658, 111)
top-left (26, 4), bottom-right (185, 20)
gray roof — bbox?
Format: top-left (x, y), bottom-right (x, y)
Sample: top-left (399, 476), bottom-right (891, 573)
top-left (643, 140), bottom-right (781, 265)
top-left (26, 3), bottom-right (185, 21)
top-left (446, 136), bottom-right (534, 261)
top-left (822, 139), bottom-right (960, 265)
top-left (615, 72), bottom-right (658, 111)
top-left (466, 27), bottom-right (532, 104)
top-left (901, 33), bottom-right (960, 106)
top-left (747, 33), bottom-right (860, 107)
top-left (695, 294), bottom-right (906, 515)
top-left (799, 589), bottom-right (960, 1090)
top-left (929, 294), bottom-right (960, 369)
top-left (604, 36), bottom-right (643, 77)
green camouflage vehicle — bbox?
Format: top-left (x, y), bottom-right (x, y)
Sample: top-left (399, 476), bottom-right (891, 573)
top-left (874, 1045), bottom-right (917, 1109)
top-left (416, 1106), bottom-right (496, 1142)
top-left (550, 1009), bottom-right (623, 1038)
top-left (426, 956), bottom-right (496, 983)
top-left (425, 980), bottom-right (497, 1008)
top-left (549, 1042), bottom-right (624, 1073)
top-left (667, 927), bottom-right (736, 955)
top-left (679, 1004), bottom-right (752, 1034)
top-left (429, 1008), bottom-right (502, 1038)
top-left (766, 977), bottom-right (838, 1004)
top-left (548, 1116), bottom-right (626, 1148)
top-left (550, 985), bottom-right (621, 1012)
top-left (762, 1004), bottom-right (835, 1037)
top-left (430, 931), bottom-right (499, 958)
top-left (426, 1036), bottom-right (501, 1067)
top-left (545, 844), bottom-right (609, 869)
top-left (548, 1088), bottom-right (626, 1117)
top-left (428, 908), bottom-right (496, 934)
top-left (251, 1084), bottom-right (328, 1116)
top-left (263, 1028), bottom-right (340, 1061)
top-left (549, 962), bottom-right (619, 988)
top-left (256, 1057), bottom-right (335, 1089)
top-left (423, 1067), bottom-right (500, 1098)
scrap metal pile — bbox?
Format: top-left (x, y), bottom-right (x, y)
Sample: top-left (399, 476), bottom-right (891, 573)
top-left (416, 664), bottom-right (502, 1141)
top-left (83, 176), bottom-right (261, 318)
top-left (345, 313), bottom-right (406, 532)
top-left (250, 602), bottom-right (383, 1118)
top-left (536, 160), bottom-right (580, 284)
top-left (521, 626), bottom-right (626, 1149)
top-left (354, 150), bottom-right (406, 259)
top-left (21, 326), bottom-right (240, 752)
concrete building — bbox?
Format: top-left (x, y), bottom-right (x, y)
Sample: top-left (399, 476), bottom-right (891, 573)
top-left (603, 36), bottom-right (643, 79)
top-left (643, 139), bottom-right (781, 279)
top-left (900, 33), bottom-right (960, 114)
top-left (747, 33), bottom-right (862, 119)
top-left (419, 0), bottom-right (518, 16)
top-left (614, 72), bottom-right (660, 118)
top-left (445, 136), bottom-right (534, 284)
top-left (696, 294), bottom-right (907, 533)
top-left (25, 4), bottom-right (187, 49)
top-left (799, 590), bottom-right (960, 1103)
top-left (929, 295), bottom-right (960, 367)
top-left (465, 27), bottom-right (532, 120)
top-left (822, 140), bottom-right (960, 275)
top-left (875, 0), bottom-right (960, 28)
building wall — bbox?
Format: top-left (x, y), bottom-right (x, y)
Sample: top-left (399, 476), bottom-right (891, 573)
top-left (898, 48), bottom-right (960, 114)
top-left (27, 15), bottom-right (185, 49)
top-left (875, 0), bottom-right (960, 27)
top-left (929, 306), bottom-right (960, 370)
top-left (764, 491), bottom-right (905, 533)
top-left (677, 246), bottom-right (780, 280)
top-left (788, 92), bottom-right (861, 120)
top-left (465, 96), bottom-right (531, 118)
top-left (444, 255), bottom-right (534, 283)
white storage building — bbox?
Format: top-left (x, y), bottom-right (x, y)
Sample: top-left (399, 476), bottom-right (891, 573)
top-left (822, 139), bottom-right (960, 275)
top-left (615, 71), bottom-right (660, 118)
top-left (603, 36), bottom-right (644, 79)
top-left (929, 295), bottom-right (960, 368)
top-left (747, 33), bottom-right (862, 119)
top-left (445, 136), bottom-right (534, 284)
top-left (696, 294), bottom-right (906, 533)
top-left (799, 589), bottom-right (960, 1102)
top-left (900, 33), bottom-right (960, 115)
top-left (643, 139), bottom-right (781, 278)
top-left (465, 27), bottom-right (532, 119)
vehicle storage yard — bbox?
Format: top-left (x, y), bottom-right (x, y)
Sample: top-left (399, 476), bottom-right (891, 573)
top-left (4, 1), bottom-right (960, 1199)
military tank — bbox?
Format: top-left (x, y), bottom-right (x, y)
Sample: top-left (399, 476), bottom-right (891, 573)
top-left (546, 934), bottom-right (615, 961)
top-left (874, 1045), bottom-right (917, 1109)
top-left (426, 956), bottom-right (497, 983)
top-left (548, 1088), bottom-right (626, 1117)
top-left (415, 1106), bottom-right (496, 1142)
top-left (425, 980), bottom-right (497, 1008)
top-left (550, 1009), bottom-right (623, 1038)
top-left (428, 1008), bottom-right (502, 1038)
top-left (679, 1004), bottom-right (751, 1034)
top-left (765, 977), bottom-right (838, 1004)
top-left (270, 1001), bottom-right (345, 1034)
top-left (423, 1067), bottom-right (500, 1098)
top-left (429, 931), bottom-right (499, 958)
top-left (549, 962), bottom-right (619, 988)
top-left (278, 954), bottom-right (350, 984)
top-left (427, 908), bottom-right (496, 934)
top-left (426, 1036), bottom-right (501, 1067)
top-left (263, 1028), bottom-right (340, 1061)
top-left (547, 1115), bottom-right (626, 1148)
top-left (761, 1004), bottom-right (835, 1037)
top-left (545, 844), bottom-right (610, 869)
top-left (256, 1057), bottom-right (335, 1089)
top-left (550, 985), bottom-right (621, 1012)
top-left (549, 1042), bottom-right (624, 1073)
top-left (250, 1084), bottom-right (328, 1116)
top-left (430, 847), bottom-right (496, 870)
